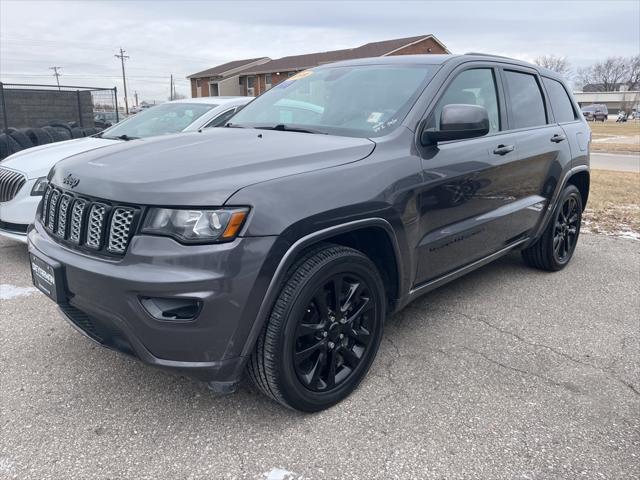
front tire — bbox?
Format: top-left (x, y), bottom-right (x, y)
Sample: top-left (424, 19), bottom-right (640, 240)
top-left (522, 184), bottom-right (582, 271)
top-left (248, 244), bottom-right (385, 412)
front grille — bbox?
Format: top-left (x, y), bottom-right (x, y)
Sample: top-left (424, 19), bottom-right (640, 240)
top-left (0, 167), bottom-right (27, 203)
top-left (41, 185), bottom-right (138, 256)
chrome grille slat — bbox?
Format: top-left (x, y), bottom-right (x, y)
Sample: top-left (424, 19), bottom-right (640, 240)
top-left (107, 208), bottom-right (135, 253)
top-left (0, 167), bottom-right (27, 203)
top-left (47, 190), bottom-right (60, 231)
top-left (68, 199), bottom-right (87, 244)
top-left (85, 204), bottom-right (107, 249)
top-left (56, 195), bottom-right (71, 238)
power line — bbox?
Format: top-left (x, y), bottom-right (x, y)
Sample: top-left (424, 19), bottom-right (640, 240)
top-left (115, 47), bottom-right (130, 115)
top-left (49, 66), bottom-right (62, 90)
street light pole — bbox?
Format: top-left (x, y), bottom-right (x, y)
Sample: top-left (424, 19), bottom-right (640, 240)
top-left (115, 48), bottom-right (130, 115)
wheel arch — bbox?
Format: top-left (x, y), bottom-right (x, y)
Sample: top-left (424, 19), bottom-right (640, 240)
top-left (239, 218), bottom-right (403, 358)
top-left (565, 169), bottom-right (590, 211)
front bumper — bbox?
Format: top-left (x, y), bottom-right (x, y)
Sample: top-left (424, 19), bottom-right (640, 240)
top-left (28, 221), bottom-right (278, 383)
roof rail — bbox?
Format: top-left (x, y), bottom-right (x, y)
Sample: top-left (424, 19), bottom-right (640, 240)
top-left (464, 52), bottom-right (515, 60)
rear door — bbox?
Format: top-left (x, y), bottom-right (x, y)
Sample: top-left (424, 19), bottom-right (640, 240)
top-left (541, 76), bottom-right (589, 166)
top-left (500, 67), bottom-right (573, 222)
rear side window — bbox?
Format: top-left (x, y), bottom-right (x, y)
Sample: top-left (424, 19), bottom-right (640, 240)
top-left (543, 78), bottom-right (577, 123)
top-left (503, 70), bottom-right (547, 129)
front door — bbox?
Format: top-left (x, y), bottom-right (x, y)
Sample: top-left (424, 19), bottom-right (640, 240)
top-left (414, 65), bottom-right (549, 286)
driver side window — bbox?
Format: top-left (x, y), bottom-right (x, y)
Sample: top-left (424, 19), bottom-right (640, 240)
top-left (432, 68), bottom-right (500, 134)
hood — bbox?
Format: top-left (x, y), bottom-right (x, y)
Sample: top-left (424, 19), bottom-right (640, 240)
top-left (1, 137), bottom-right (120, 179)
top-left (49, 128), bottom-right (375, 206)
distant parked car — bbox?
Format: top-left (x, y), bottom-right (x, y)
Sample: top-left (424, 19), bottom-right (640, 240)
top-left (0, 96), bottom-right (251, 242)
top-left (94, 111), bottom-right (121, 129)
top-left (581, 104), bottom-right (608, 122)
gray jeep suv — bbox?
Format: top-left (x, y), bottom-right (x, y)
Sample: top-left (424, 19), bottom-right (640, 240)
top-left (28, 54), bottom-right (590, 411)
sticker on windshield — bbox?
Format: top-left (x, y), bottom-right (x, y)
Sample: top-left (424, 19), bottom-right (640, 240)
top-left (367, 112), bottom-right (383, 123)
top-left (289, 70), bottom-right (313, 81)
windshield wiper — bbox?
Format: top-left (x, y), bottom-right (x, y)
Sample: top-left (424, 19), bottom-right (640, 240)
top-left (255, 124), bottom-right (327, 135)
top-left (100, 134), bottom-right (139, 141)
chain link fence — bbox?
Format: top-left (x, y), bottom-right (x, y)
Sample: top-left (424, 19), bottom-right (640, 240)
top-left (0, 82), bottom-right (120, 160)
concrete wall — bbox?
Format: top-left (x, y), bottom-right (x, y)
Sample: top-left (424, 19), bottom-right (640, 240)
top-left (0, 89), bottom-right (95, 129)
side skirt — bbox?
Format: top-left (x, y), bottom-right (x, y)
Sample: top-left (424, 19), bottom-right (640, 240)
top-left (403, 238), bottom-right (529, 306)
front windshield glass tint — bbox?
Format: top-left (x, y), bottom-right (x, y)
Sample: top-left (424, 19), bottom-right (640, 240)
top-left (230, 65), bottom-right (436, 137)
top-left (104, 103), bottom-right (217, 138)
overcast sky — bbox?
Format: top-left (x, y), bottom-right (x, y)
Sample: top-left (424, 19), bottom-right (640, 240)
top-left (1, 0), bottom-right (639, 104)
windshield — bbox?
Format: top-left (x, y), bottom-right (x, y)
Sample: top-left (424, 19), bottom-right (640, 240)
top-left (229, 64), bottom-right (436, 138)
top-left (103, 102), bottom-right (217, 138)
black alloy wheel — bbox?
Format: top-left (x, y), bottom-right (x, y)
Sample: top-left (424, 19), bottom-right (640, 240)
top-left (248, 244), bottom-right (385, 412)
top-left (293, 272), bottom-right (375, 392)
top-left (522, 184), bottom-right (583, 271)
top-left (553, 193), bottom-right (580, 263)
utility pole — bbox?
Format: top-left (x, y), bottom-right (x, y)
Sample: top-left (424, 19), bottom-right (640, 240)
top-left (114, 48), bottom-right (130, 115)
top-left (134, 91), bottom-right (139, 107)
top-left (170, 74), bottom-right (174, 101)
top-left (49, 66), bottom-right (62, 90)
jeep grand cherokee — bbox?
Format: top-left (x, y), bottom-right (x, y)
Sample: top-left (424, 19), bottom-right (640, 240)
top-left (28, 54), bottom-right (590, 412)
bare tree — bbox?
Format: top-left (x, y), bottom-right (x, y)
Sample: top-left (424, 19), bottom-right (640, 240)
top-left (534, 55), bottom-right (571, 76)
top-left (577, 56), bottom-right (630, 91)
top-left (627, 54), bottom-right (640, 90)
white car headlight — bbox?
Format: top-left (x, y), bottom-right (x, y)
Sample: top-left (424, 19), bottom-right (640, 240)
top-left (30, 177), bottom-right (49, 196)
top-left (141, 207), bottom-right (249, 243)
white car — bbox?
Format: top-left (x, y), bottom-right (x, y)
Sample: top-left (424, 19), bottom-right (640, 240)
top-left (0, 96), bottom-right (251, 242)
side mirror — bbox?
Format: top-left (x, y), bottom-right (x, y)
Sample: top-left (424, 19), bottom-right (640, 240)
top-left (421, 104), bottom-right (490, 145)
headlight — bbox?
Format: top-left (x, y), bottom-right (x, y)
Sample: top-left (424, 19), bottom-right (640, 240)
top-left (30, 177), bottom-right (49, 196)
top-left (141, 207), bottom-right (249, 243)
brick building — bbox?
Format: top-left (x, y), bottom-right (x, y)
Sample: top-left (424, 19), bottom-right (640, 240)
top-left (188, 34), bottom-right (449, 98)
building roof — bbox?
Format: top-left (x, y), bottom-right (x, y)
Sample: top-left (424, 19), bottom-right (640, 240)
top-left (237, 34), bottom-right (449, 75)
top-left (188, 57), bottom-right (270, 79)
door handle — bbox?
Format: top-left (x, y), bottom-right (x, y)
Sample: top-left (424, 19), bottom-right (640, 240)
top-left (493, 144), bottom-right (515, 155)
top-left (550, 134), bottom-right (567, 143)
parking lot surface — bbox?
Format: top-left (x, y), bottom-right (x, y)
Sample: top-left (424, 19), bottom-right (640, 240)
top-left (1, 234), bottom-right (638, 480)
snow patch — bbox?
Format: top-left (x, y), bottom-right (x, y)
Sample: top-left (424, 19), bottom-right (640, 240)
top-left (264, 468), bottom-right (295, 480)
top-left (0, 284), bottom-right (38, 300)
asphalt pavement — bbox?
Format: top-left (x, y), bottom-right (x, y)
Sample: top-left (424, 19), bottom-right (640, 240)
top-left (1, 234), bottom-right (638, 480)
top-left (591, 152), bottom-right (640, 172)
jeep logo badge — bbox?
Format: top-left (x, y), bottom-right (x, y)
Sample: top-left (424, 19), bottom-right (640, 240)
top-left (63, 174), bottom-right (80, 188)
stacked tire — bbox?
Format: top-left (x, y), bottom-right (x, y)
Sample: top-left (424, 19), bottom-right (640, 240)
top-left (0, 123), bottom-right (103, 160)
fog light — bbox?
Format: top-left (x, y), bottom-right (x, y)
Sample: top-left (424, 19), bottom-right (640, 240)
top-left (140, 297), bottom-right (202, 321)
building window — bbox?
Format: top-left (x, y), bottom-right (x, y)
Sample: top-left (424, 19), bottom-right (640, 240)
top-left (247, 76), bottom-right (255, 96)
top-left (265, 73), bottom-right (272, 90)
top-left (195, 79), bottom-right (201, 87)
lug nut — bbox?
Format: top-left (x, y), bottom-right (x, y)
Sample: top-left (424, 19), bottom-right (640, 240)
top-left (339, 333), bottom-right (344, 339)
top-left (328, 341), bottom-right (335, 349)
top-left (322, 331), bottom-right (328, 337)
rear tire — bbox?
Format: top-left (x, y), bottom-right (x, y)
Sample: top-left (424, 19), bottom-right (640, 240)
top-left (522, 184), bottom-right (582, 271)
top-left (248, 244), bottom-right (385, 412)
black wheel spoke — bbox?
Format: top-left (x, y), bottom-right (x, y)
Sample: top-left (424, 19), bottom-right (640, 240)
top-left (302, 350), bottom-right (326, 388)
top-left (346, 296), bottom-right (371, 324)
top-left (297, 321), bottom-right (325, 337)
top-left (326, 349), bottom-right (339, 388)
top-left (347, 326), bottom-right (371, 345)
top-left (330, 277), bottom-right (342, 311)
top-left (340, 281), bottom-right (360, 313)
top-left (341, 347), bottom-right (361, 369)
top-left (295, 340), bottom-right (325, 364)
